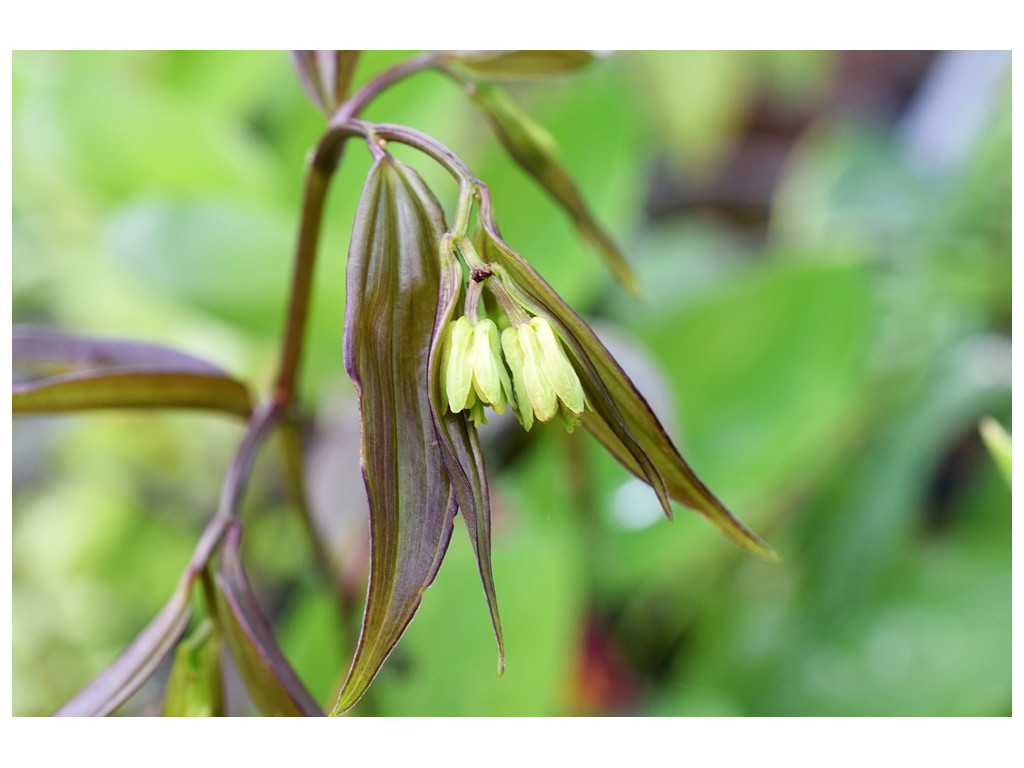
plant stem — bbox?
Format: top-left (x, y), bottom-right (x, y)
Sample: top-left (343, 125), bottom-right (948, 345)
top-left (329, 52), bottom-right (440, 125)
top-left (271, 139), bottom-right (342, 407)
top-left (190, 401), bottom-right (283, 574)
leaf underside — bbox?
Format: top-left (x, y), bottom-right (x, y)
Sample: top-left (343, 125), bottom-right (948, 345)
top-left (12, 327), bottom-right (252, 417)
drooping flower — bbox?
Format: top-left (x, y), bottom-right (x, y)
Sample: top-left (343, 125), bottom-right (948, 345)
top-left (439, 315), bottom-right (512, 425)
top-left (501, 316), bottom-right (586, 427)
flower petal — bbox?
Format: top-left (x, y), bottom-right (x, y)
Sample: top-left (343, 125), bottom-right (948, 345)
top-left (532, 317), bottom-right (585, 415)
top-left (445, 316), bottom-right (475, 412)
top-left (471, 319), bottom-right (504, 408)
top-left (501, 326), bottom-right (534, 431)
top-left (518, 323), bottom-right (559, 422)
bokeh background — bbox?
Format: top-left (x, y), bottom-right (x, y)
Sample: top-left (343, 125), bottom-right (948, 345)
top-left (12, 50), bottom-right (1011, 716)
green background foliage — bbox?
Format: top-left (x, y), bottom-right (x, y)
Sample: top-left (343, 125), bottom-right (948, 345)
top-left (12, 50), bottom-right (1011, 716)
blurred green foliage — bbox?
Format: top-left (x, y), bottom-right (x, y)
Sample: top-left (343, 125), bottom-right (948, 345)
top-left (12, 51), bottom-right (1011, 716)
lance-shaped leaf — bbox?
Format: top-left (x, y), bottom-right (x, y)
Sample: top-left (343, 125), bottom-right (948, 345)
top-left (12, 327), bottom-right (252, 418)
top-left (467, 82), bottom-right (640, 295)
top-left (55, 574), bottom-right (194, 716)
top-left (290, 50), bottom-right (361, 116)
top-left (482, 231), bottom-right (776, 560)
top-left (428, 239), bottom-right (505, 675)
top-left (443, 50), bottom-right (597, 79)
top-left (208, 527), bottom-right (324, 717)
top-left (162, 619), bottom-right (224, 717)
top-left (334, 156), bottom-right (459, 715)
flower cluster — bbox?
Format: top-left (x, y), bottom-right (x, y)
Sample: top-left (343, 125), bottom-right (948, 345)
top-left (438, 242), bottom-right (586, 432)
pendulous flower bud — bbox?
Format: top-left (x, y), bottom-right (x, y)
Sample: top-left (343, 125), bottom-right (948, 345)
top-left (441, 316), bottom-right (514, 424)
top-left (500, 325), bottom-right (534, 431)
top-left (443, 316), bottom-right (475, 413)
top-left (530, 317), bottom-right (585, 416)
top-left (501, 317), bottom-right (584, 430)
top-left (470, 319), bottom-right (510, 414)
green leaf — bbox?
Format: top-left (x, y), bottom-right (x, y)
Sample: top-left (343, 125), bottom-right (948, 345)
top-left (979, 417), bottom-right (1011, 486)
top-left (445, 50), bottom-right (597, 79)
top-left (207, 528), bottom-right (324, 716)
top-left (55, 575), bottom-right (194, 716)
top-left (333, 156), bottom-right (458, 714)
top-left (482, 231), bottom-right (774, 560)
top-left (467, 82), bottom-right (640, 295)
top-left (13, 327), bottom-right (253, 418)
top-left (14, 371), bottom-right (252, 417)
top-left (162, 620), bottom-right (224, 717)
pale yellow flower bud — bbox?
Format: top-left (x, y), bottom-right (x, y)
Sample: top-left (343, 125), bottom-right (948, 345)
top-left (444, 316), bottom-right (475, 413)
top-left (470, 319), bottom-right (508, 414)
top-left (530, 317), bottom-right (584, 416)
top-left (500, 326), bottom-right (534, 431)
top-left (501, 317), bottom-right (587, 430)
top-left (517, 323), bottom-right (558, 422)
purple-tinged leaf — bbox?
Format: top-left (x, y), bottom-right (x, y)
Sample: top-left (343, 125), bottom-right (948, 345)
top-left (467, 82), bottom-right (640, 295)
top-left (428, 240), bottom-right (505, 675)
top-left (13, 326), bottom-right (227, 375)
top-left (12, 327), bottom-right (252, 417)
top-left (161, 620), bottom-right (224, 717)
top-left (291, 51), bottom-right (360, 116)
top-left (444, 50), bottom-right (596, 79)
top-left (54, 574), bottom-right (194, 716)
top-left (482, 231), bottom-right (776, 560)
top-left (333, 156), bottom-right (458, 715)
top-left (209, 527), bottom-right (324, 717)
